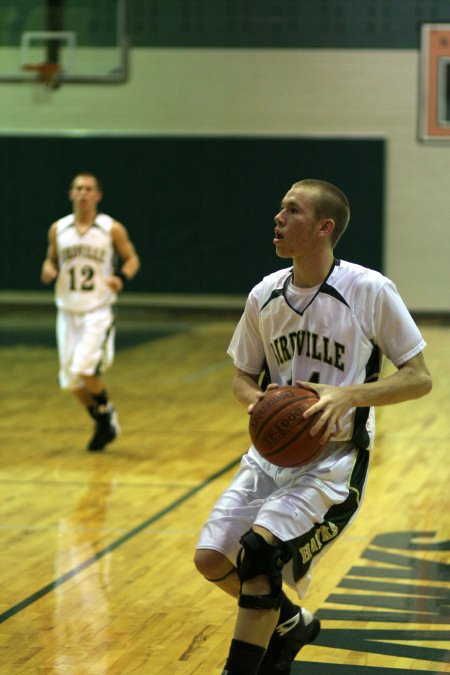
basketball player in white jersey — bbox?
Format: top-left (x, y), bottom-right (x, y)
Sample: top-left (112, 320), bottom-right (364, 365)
top-left (41, 173), bottom-right (140, 451)
top-left (194, 179), bottom-right (432, 674)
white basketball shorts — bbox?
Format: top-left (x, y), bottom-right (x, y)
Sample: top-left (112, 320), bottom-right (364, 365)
top-left (196, 443), bottom-right (370, 598)
top-left (56, 305), bottom-right (115, 390)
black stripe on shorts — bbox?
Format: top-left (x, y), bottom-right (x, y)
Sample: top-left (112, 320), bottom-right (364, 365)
top-left (287, 447), bottom-right (370, 583)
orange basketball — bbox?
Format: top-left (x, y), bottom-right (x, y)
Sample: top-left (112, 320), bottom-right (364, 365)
top-left (249, 385), bottom-right (322, 467)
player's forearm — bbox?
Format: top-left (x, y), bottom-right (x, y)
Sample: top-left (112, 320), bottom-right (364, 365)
top-left (346, 363), bottom-right (432, 408)
top-left (232, 370), bottom-right (261, 408)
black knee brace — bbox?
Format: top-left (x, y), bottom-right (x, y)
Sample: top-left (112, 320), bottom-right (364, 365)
top-left (236, 529), bottom-right (291, 610)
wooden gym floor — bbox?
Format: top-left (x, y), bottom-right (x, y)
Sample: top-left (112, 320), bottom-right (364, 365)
top-left (0, 311), bottom-right (448, 674)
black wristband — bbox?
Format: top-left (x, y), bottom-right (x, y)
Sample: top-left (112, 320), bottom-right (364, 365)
top-left (116, 270), bottom-right (129, 285)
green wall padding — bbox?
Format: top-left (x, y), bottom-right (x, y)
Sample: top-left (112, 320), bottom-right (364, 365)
top-left (1, 0), bottom-right (449, 49)
top-left (0, 135), bottom-right (384, 295)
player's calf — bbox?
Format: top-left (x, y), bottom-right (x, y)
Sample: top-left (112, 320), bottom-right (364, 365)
top-left (222, 530), bottom-right (291, 674)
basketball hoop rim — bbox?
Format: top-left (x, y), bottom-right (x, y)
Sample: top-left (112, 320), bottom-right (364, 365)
top-left (21, 62), bottom-right (61, 87)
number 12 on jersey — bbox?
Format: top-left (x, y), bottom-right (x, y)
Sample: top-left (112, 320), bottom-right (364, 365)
top-left (68, 265), bottom-right (95, 291)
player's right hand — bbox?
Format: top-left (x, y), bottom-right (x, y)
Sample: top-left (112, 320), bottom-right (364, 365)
top-left (40, 262), bottom-right (58, 284)
top-left (248, 383), bottom-right (279, 414)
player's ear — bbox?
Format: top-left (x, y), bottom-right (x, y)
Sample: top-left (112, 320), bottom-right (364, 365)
top-left (319, 218), bottom-right (335, 238)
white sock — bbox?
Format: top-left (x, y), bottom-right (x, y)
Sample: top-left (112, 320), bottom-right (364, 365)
top-left (301, 607), bottom-right (314, 626)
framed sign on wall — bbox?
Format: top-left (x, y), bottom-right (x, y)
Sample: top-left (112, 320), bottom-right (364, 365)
top-left (419, 23), bottom-right (450, 142)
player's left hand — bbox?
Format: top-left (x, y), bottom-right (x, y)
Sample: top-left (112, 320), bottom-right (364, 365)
top-left (295, 380), bottom-right (353, 445)
top-left (106, 275), bottom-right (125, 292)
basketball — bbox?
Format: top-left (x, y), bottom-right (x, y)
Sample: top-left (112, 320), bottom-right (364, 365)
top-left (249, 385), bottom-right (322, 467)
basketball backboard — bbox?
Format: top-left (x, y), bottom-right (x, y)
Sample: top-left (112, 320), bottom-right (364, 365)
top-left (0, 0), bottom-right (129, 87)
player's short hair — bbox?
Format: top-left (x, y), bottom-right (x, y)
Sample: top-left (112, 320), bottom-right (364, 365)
top-left (70, 172), bottom-right (102, 192)
top-left (292, 179), bottom-right (350, 247)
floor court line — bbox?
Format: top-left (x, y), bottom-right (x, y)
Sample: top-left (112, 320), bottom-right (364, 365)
top-left (0, 455), bottom-right (241, 625)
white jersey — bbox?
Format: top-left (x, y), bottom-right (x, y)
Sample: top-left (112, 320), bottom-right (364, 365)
top-left (228, 259), bottom-right (426, 452)
top-left (55, 213), bottom-right (116, 313)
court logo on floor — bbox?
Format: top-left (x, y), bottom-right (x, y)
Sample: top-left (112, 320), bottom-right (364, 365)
top-left (293, 531), bottom-right (450, 673)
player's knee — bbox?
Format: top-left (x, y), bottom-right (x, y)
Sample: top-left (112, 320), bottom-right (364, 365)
top-left (194, 548), bottom-right (232, 581)
top-left (241, 574), bottom-right (272, 596)
top-left (236, 529), bottom-right (291, 610)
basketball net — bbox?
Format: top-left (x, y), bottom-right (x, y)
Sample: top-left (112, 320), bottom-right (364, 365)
top-left (22, 63), bottom-right (62, 90)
